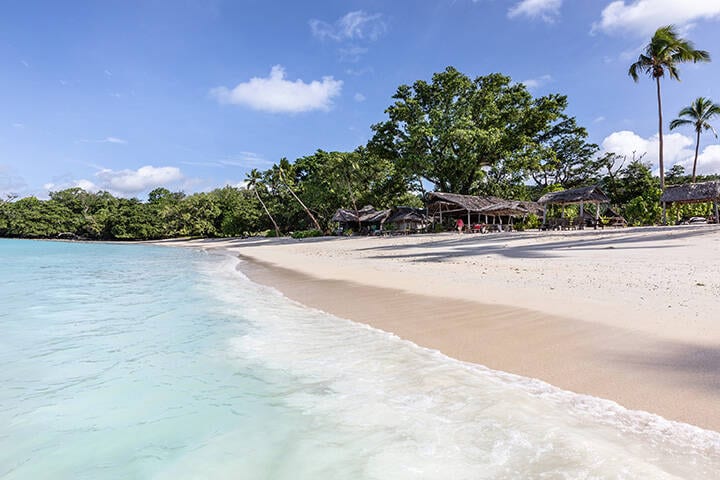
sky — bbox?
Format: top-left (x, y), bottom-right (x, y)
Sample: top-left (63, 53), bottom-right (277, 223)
top-left (2, 0), bottom-right (720, 199)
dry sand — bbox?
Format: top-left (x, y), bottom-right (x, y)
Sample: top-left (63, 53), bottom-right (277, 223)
top-left (166, 225), bottom-right (720, 431)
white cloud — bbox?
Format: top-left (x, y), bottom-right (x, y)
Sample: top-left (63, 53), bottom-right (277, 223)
top-left (77, 136), bottom-right (128, 145)
top-left (310, 11), bottom-right (387, 41)
top-left (210, 65), bottom-right (343, 113)
top-left (21, 60), bottom-right (29, 68)
top-left (594, 116), bottom-right (606, 123)
top-left (12, 123), bottom-right (24, 128)
top-left (94, 166), bottom-right (184, 194)
top-left (521, 74), bottom-right (553, 89)
top-left (508, 0), bottom-right (562, 23)
top-left (599, 130), bottom-right (720, 175)
top-left (595, 0), bottom-right (720, 36)
top-left (354, 92), bottom-right (366, 102)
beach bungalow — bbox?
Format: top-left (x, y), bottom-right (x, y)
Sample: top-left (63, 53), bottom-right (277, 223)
top-left (425, 192), bottom-right (541, 231)
top-left (537, 186), bottom-right (610, 229)
top-left (331, 205), bottom-right (391, 234)
top-left (384, 206), bottom-right (429, 233)
top-left (660, 180), bottom-right (720, 223)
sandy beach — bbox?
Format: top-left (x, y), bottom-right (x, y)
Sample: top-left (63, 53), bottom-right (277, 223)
top-left (171, 225), bottom-right (720, 432)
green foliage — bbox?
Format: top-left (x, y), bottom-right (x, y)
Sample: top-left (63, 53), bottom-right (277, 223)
top-left (290, 229), bottom-right (323, 239)
top-left (369, 67), bottom-right (573, 195)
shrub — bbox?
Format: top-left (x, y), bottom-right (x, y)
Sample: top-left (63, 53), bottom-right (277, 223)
top-left (291, 229), bottom-right (322, 239)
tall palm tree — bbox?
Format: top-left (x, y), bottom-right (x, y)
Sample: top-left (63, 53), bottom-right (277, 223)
top-left (669, 97), bottom-right (720, 183)
top-left (245, 169), bottom-right (281, 237)
top-left (275, 158), bottom-right (322, 231)
top-left (628, 25), bottom-right (710, 191)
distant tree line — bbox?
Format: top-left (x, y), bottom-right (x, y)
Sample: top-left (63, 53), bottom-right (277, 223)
top-left (3, 26), bottom-right (719, 240)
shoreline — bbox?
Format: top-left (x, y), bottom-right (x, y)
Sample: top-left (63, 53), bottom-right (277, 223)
top-left (160, 226), bottom-right (720, 432)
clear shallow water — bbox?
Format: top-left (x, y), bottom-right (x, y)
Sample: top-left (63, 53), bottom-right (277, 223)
top-left (1, 239), bottom-right (719, 479)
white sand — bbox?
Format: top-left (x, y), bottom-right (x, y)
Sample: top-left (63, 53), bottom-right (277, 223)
top-left (165, 224), bottom-right (720, 430)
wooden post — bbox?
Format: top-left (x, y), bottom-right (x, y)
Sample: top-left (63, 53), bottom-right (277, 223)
top-left (542, 207), bottom-right (546, 226)
top-left (714, 200), bottom-right (719, 224)
top-left (662, 202), bottom-right (666, 225)
top-left (579, 202), bottom-right (584, 230)
top-left (439, 202), bottom-right (443, 224)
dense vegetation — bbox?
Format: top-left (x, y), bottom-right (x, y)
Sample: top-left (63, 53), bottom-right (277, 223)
top-left (3, 27), bottom-right (719, 240)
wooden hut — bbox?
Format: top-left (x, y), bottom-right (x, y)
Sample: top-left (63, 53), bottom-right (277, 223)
top-left (331, 205), bottom-right (391, 233)
top-left (425, 192), bottom-right (504, 226)
top-left (537, 186), bottom-right (610, 229)
top-left (660, 181), bottom-right (720, 223)
top-left (385, 206), bottom-right (428, 233)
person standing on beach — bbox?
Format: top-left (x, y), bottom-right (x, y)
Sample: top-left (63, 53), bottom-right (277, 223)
top-left (456, 218), bottom-right (464, 233)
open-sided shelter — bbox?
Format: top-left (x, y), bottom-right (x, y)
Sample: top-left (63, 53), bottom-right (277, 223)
top-left (660, 180), bottom-right (720, 222)
top-left (537, 186), bottom-right (610, 227)
top-left (385, 206), bottom-right (429, 232)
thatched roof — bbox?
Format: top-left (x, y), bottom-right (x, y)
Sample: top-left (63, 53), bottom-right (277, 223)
top-left (477, 201), bottom-right (529, 217)
top-left (660, 181), bottom-right (720, 204)
top-left (425, 192), bottom-right (505, 214)
top-left (331, 205), bottom-right (390, 224)
top-left (537, 186), bottom-right (610, 205)
top-left (386, 206), bottom-right (427, 224)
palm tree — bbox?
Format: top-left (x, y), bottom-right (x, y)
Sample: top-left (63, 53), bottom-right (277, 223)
top-left (275, 158), bottom-right (322, 231)
top-left (669, 97), bottom-right (720, 183)
top-left (245, 169), bottom-right (281, 237)
top-left (628, 25), bottom-right (710, 191)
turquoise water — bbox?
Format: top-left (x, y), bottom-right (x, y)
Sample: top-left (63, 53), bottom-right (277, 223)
top-left (1, 239), bottom-right (719, 479)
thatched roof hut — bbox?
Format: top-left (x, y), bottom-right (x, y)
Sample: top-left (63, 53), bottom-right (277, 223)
top-left (477, 201), bottom-right (530, 217)
top-left (425, 192), bottom-right (502, 215)
top-left (537, 186), bottom-right (610, 205)
top-left (331, 205), bottom-right (391, 225)
top-left (386, 206), bottom-right (427, 224)
top-left (660, 181), bottom-right (720, 204)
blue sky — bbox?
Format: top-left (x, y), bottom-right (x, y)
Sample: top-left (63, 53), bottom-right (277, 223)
top-left (2, 0), bottom-right (720, 198)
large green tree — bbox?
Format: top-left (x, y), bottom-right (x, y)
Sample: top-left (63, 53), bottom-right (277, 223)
top-left (669, 97), bottom-right (720, 182)
top-left (369, 67), bottom-right (568, 195)
top-left (629, 25), bottom-right (710, 190)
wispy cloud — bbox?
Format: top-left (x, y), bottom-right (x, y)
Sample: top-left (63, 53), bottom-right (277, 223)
top-left (309, 11), bottom-right (387, 42)
top-left (594, 0), bottom-right (720, 36)
top-left (20, 60), bottom-right (29, 68)
top-left (181, 151), bottom-right (274, 169)
top-left (210, 65), bottom-right (343, 114)
top-left (104, 69), bottom-right (113, 77)
top-left (354, 93), bottom-right (366, 102)
top-left (339, 45), bottom-right (369, 63)
top-left (77, 136), bottom-right (128, 145)
top-left (508, 0), bottom-right (563, 23)
top-left (12, 123), bottom-right (25, 129)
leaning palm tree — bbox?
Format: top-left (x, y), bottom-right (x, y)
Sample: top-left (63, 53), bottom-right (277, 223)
top-left (245, 169), bottom-right (281, 237)
top-left (669, 97), bottom-right (720, 183)
top-left (628, 25), bottom-right (710, 191)
top-left (275, 158), bottom-right (322, 231)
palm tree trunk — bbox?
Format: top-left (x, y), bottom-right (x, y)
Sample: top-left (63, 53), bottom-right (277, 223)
top-left (284, 183), bottom-right (322, 232)
top-left (692, 129), bottom-right (701, 183)
top-left (254, 189), bottom-right (280, 237)
top-left (656, 76), bottom-right (665, 191)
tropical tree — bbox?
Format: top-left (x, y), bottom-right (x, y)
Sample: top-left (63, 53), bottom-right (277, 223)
top-left (245, 169), bottom-right (281, 237)
top-left (369, 67), bottom-right (568, 195)
top-left (669, 97), bottom-right (720, 182)
top-left (628, 25), bottom-right (710, 190)
top-left (274, 158), bottom-right (322, 231)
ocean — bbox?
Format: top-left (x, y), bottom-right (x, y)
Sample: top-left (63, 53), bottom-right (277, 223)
top-left (1, 238), bottom-right (718, 479)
